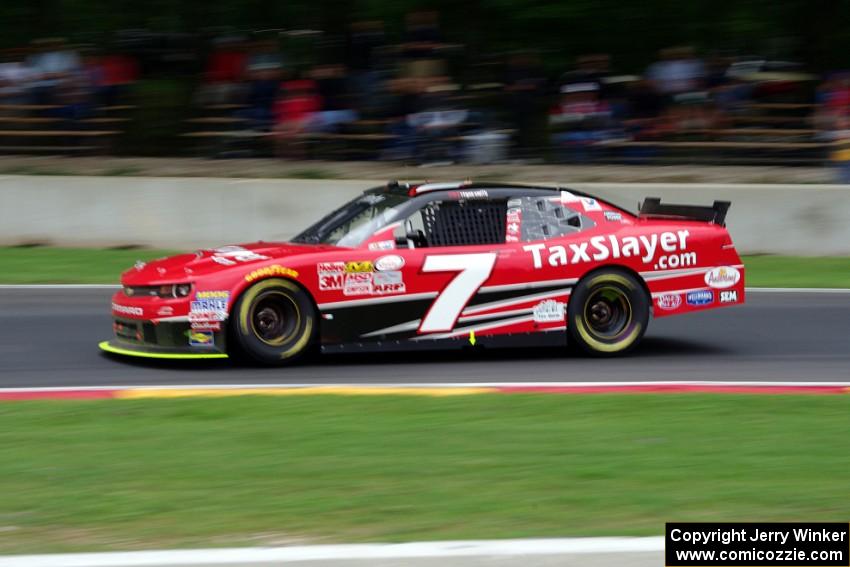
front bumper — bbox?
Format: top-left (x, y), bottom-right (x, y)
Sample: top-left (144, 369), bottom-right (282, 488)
top-left (101, 316), bottom-right (228, 359)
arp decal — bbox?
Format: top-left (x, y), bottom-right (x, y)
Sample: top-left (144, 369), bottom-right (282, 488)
top-left (705, 266), bottom-right (741, 289)
top-left (656, 294), bottom-right (682, 311)
top-left (523, 230), bottom-right (693, 270)
top-left (372, 271), bottom-right (406, 295)
top-left (686, 290), bottom-right (713, 306)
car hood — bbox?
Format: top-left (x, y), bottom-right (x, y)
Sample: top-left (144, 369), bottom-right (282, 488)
top-left (121, 242), bottom-right (339, 285)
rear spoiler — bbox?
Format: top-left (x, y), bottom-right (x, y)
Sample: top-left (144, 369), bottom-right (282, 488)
top-left (639, 197), bottom-right (731, 226)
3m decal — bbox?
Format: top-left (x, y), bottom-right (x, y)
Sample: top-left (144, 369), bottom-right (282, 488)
top-left (244, 265), bottom-right (299, 282)
top-left (419, 253), bottom-right (497, 333)
top-left (523, 230), bottom-right (693, 270)
top-left (318, 262), bottom-right (346, 291)
top-left (656, 294), bottom-right (682, 311)
top-left (705, 266), bottom-right (741, 289)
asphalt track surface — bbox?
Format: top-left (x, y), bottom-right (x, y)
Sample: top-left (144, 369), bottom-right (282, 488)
top-left (0, 288), bottom-right (848, 388)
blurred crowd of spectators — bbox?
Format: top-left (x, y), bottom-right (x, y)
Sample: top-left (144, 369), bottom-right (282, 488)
top-left (0, 38), bottom-right (138, 122)
top-left (2, 13), bottom-right (850, 163)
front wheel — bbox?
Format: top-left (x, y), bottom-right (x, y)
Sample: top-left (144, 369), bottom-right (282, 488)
top-left (568, 269), bottom-right (649, 356)
top-left (230, 278), bottom-right (317, 365)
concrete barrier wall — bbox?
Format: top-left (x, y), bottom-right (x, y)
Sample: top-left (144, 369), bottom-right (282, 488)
top-left (1, 175), bottom-right (849, 255)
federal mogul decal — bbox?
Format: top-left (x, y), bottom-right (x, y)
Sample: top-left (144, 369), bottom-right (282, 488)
top-left (523, 230), bottom-right (694, 270)
top-left (244, 265), bottom-right (299, 282)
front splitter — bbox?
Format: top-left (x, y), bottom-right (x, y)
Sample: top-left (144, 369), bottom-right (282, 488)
top-left (98, 341), bottom-right (228, 360)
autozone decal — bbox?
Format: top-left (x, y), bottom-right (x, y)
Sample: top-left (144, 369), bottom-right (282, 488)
top-left (523, 230), bottom-right (693, 270)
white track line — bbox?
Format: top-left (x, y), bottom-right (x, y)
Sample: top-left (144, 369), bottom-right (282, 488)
top-left (0, 537), bottom-right (664, 566)
top-left (3, 381), bottom-right (850, 393)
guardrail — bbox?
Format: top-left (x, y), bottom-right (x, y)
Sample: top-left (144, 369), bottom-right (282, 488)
top-left (1, 176), bottom-right (848, 255)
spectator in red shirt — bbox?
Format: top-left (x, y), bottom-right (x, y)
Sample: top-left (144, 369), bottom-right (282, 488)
top-left (273, 79), bottom-right (321, 157)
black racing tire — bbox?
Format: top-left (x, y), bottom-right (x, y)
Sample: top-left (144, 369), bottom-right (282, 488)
top-left (229, 278), bottom-right (317, 365)
top-left (568, 269), bottom-right (649, 356)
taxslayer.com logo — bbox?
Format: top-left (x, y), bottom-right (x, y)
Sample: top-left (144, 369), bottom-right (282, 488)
top-left (523, 230), bottom-right (694, 270)
top-left (656, 294), bottom-right (682, 311)
top-left (705, 266), bottom-right (740, 289)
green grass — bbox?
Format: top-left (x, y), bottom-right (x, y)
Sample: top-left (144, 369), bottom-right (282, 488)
top-left (0, 247), bottom-right (179, 284)
top-left (743, 255), bottom-right (850, 288)
top-left (2, 248), bottom-right (848, 287)
top-left (0, 394), bottom-right (847, 552)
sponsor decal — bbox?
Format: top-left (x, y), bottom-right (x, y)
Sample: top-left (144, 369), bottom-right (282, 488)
top-left (372, 270), bottom-right (406, 295)
top-left (156, 306), bottom-right (174, 317)
top-left (343, 272), bottom-right (373, 296)
top-left (188, 330), bottom-right (214, 347)
top-left (506, 207), bottom-right (523, 243)
top-left (368, 240), bottom-right (396, 251)
top-left (195, 290), bottom-right (229, 299)
top-left (318, 262), bottom-right (347, 291)
top-left (191, 321), bottom-right (221, 331)
top-left (244, 265), bottom-right (299, 283)
top-left (523, 230), bottom-right (693, 270)
top-left (112, 303), bottom-right (143, 316)
top-left (209, 245), bottom-right (269, 266)
top-left (580, 197), bottom-right (602, 212)
top-left (705, 266), bottom-right (741, 289)
top-left (686, 290), bottom-right (714, 306)
top-left (190, 291), bottom-right (229, 322)
top-left (656, 294), bottom-right (682, 311)
top-left (345, 260), bottom-right (374, 273)
top-left (720, 290), bottom-right (738, 303)
top-left (603, 211), bottom-right (623, 222)
top-left (375, 254), bottom-right (405, 271)
top-left (134, 260), bottom-right (146, 271)
top-left (533, 299), bottom-right (566, 323)
top-left (448, 189), bottom-right (489, 200)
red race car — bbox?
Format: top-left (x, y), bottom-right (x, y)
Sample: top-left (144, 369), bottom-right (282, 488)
top-left (101, 181), bottom-right (744, 364)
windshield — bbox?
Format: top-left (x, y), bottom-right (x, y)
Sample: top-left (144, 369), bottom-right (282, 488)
top-left (292, 193), bottom-right (410, 247)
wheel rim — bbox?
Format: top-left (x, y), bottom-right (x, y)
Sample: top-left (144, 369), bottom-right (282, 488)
top-left (250, 291), bottom-right (300, 346)
top-left (583, 285), bottom-right (632, 340)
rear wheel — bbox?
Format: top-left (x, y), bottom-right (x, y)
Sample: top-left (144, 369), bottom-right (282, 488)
top-left (568, 269), bottom-right (649, 356)
top-left (230, 279), bottom-right (317, 365)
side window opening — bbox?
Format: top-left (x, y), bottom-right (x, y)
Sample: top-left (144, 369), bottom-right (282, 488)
top-left (412, 199), bottom-right (508, 247)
